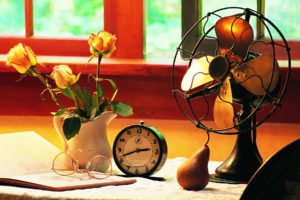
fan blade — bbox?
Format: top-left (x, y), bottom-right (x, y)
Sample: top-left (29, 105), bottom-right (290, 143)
top-left (181, 56), bottom-right (214, 91)
top-left (232, 54), bottom-right (280, 96)
top-left (213, 77), bottom-right (235, 129)
top-left (215, 16), bottom-right (254, 59)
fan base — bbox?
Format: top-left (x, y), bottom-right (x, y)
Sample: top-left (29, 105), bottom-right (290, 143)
top-left (214, 104), bottom-right (263, 182)
top-left (213, 130), bottom-right (263, 182)
top-left (209, 174), bottom-right (245, 184)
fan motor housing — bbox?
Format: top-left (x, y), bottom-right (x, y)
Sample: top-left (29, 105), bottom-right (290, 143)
top-left (209, 56), bottom-right (229, 81)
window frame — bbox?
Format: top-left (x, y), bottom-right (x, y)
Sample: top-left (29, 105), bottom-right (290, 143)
top-left (0, 0), bottom-right (144, 58)
top-left (0, 0), bottom-right (298, 60)
top-left (181, 0), bottom-right (300, 60)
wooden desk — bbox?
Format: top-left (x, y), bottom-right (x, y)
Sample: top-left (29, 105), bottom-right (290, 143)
top-left (0, 158), bottom-right (246, 200)
top-left (0, 115), bottom-right (299, 161)
top-left (0, 117), bottom-right (299, 200)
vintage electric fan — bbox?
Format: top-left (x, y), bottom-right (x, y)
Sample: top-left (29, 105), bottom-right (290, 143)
top-left (171, 7), bottom-right (291, 182)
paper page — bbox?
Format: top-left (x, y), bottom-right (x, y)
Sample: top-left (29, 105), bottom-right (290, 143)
top-left (0, 172), bottom-right (136, 190)
top-left (0, 131), bottom-right (61, 177)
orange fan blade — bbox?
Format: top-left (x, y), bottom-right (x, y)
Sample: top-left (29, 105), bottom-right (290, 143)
top-left (232, 54), bottom-right (280, 96)
top-left (213, 77), bottom-right (235, 129)
top-left (215, 16), bottom-right (254, 59)
top-left (181, 56), bottom-right (214, 91)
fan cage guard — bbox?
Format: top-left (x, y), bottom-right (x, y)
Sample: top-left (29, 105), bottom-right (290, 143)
top-left (171, 7), bottom-right (291, 135)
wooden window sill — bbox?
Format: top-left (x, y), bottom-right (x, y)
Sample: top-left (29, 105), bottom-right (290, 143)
top-left (0, 55), bottom-right (185, 77)
top-left (0, 55), bottom-right (298, 77)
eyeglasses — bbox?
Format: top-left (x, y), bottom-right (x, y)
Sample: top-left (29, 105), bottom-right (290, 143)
top-left (52, 149), bottom-right (112, 179)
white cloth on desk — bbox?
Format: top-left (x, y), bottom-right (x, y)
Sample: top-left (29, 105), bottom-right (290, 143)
top-left (0, 158), bottom-right (246, 200)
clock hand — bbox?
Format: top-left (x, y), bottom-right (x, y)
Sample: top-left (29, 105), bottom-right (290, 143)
top-left (138, 148), bottom-right (151, 153)
top-left (122, 148), bottom-right (151, 157)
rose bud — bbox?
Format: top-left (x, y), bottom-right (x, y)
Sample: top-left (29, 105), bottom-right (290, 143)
top-left (6, 43), bottom-right (37, 74)
top-left (88, 31), bottom-right (117, 57)
top-left (51, 65), bottom-right (77, 89)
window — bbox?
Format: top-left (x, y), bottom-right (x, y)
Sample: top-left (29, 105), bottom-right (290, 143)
top-left (33, 0), bottom-right (104, 37)
top-left (0, 0), bottom-right (143, 58)
top-left (265, 0), bottom-right (300, 40)
top-left (0, 0), bottom-right (298, 60)
top-left (145, 0), bottom-right (181, 58)
top-left (0, 0), bottom-right (24, 36)
top-left (181, 0), bottom-right (300, 60)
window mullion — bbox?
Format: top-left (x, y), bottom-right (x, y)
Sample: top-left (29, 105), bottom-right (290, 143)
top-left (181, 0), bottom-right (201, 58)
top-left (256, 0), bottom-right (265, 39)
top-left (24, 0), bottom-right (33, 38)
top-left (104, 0), bottom-right (144, 59)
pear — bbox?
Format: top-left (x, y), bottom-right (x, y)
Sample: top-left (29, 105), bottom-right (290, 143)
top-left (177, 146), bottom-right (210, 190)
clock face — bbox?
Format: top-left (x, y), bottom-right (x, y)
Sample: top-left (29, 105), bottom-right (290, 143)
top-left (113, 124), bottom-right (167, 177)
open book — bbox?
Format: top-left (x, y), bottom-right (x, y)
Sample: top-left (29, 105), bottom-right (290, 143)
top-left (0, 131), bottom-right (136, 191)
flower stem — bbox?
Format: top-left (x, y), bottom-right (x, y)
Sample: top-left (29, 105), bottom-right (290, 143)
top-left (96, 54), bottom-right (103, 95)
top-left (30, 68), bottom-right (65, 109)
top-left (68, 85), bottom-right (80, 109)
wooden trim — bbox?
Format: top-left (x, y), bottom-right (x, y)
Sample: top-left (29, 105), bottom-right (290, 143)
top-left (25, 0), bottom-right (33, 38)
top-left (256, 0), bottom-right (265, 39)
top-left (0, 0), bottom-right (299, 61)
top-left (181, 0), bottom-right (201, 58)
top-left (104, 0), bottom-right (144, 58)
top-left (0, 66), bottom-right (299, 124)
top-left (0, 0), bottom-right (144, 58)
top-left (0, 57), bottom-right (185, 77)
top-left (0, 37), bottom-right (90, 56)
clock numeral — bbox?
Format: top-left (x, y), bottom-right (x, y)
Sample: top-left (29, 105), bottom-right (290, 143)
top-left (119, 157), bottom-right (124, 164)
top-left (127, 165), bottom-right (131, 170)
top-left (155, 149), bottom-right (159, 154)
top-left (151, 160), bottom-right (157, 165)
top-left (118, 147), bottom-right (122, 153)
top-left (135, 169), bottom-right (139, 175)
top-left (147, 132), bottom-right (150, 136)
top-left (137, 128), bottom-right (142, 133)
top-left (119, 138), bottom-right (125, 142)
top-left (127, 130), bottom-right (131, 135)
top-left (153, 139), bottom-right (157, 144)
top-left (145, 166), bottom-right (149, 172)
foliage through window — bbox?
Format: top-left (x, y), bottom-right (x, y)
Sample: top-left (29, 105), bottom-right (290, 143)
top-left (0, 0), bottom-right (103, 37)
top-left (265, 0), bottom-right (300, 40)
top-left (0, 0), bottom-right (299, 59)
top-left (145, 0), bottom-right (181, 58)
top-left (0, 0), bottom-right (24, 36)
top-left (33, 0), bottom-right (104, 37)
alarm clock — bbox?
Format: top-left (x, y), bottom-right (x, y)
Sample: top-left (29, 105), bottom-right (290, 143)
top-left (113, 121), bottom-right (167, 177)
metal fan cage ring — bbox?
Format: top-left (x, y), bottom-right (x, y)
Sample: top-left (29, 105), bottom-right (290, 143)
top-left (171, 7), bottom-right (291, 135)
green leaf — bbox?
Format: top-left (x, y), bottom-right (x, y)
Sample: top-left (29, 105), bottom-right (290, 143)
top-left (75, 73), bottom-right (81, 83)
top-left (97, 99), bottom-right (109, 116)
top-left (54, 108), bottom-right (67, 116)
top-left (103, 78), bottom-right (117, 91)
top-left (73, 109), bottom-right (88, 119)
top-left (90, 92), bottom-right (99, 119)
top-left (92, 92), bottom-right (99, 109)
top-left (96, 83), bottom-right (104, 99)
top-left (111, 101), bottom-right (133, 117)
top-left (74, 85), bottom-right (84, 101)
top-left (101, 78), bottom-right (118, 101)
top-left (63, 117), bottom-right (81, 140)
top-left (87, 55), bottom-right (95, 64)
top-left (61, 88), bottom-right (73, 98)
top-left (82, 89), bottom-right (92, 114)
top-left (74, 84), bottom-right (87, 109)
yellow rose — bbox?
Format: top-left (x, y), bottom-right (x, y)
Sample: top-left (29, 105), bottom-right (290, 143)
top-left (6, 43), bottom-right (37, 74)
top-left (88, 30), bottom-right (117, 57)
top-left (51, 65), bottom-right (77, 89)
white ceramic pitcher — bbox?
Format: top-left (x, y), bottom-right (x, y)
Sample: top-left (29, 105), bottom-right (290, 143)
top-left (53, 111), bottom-right (117, 172)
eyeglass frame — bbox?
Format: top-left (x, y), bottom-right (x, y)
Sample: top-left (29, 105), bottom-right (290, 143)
top-left (52, 149), bottom-right (112, 180)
